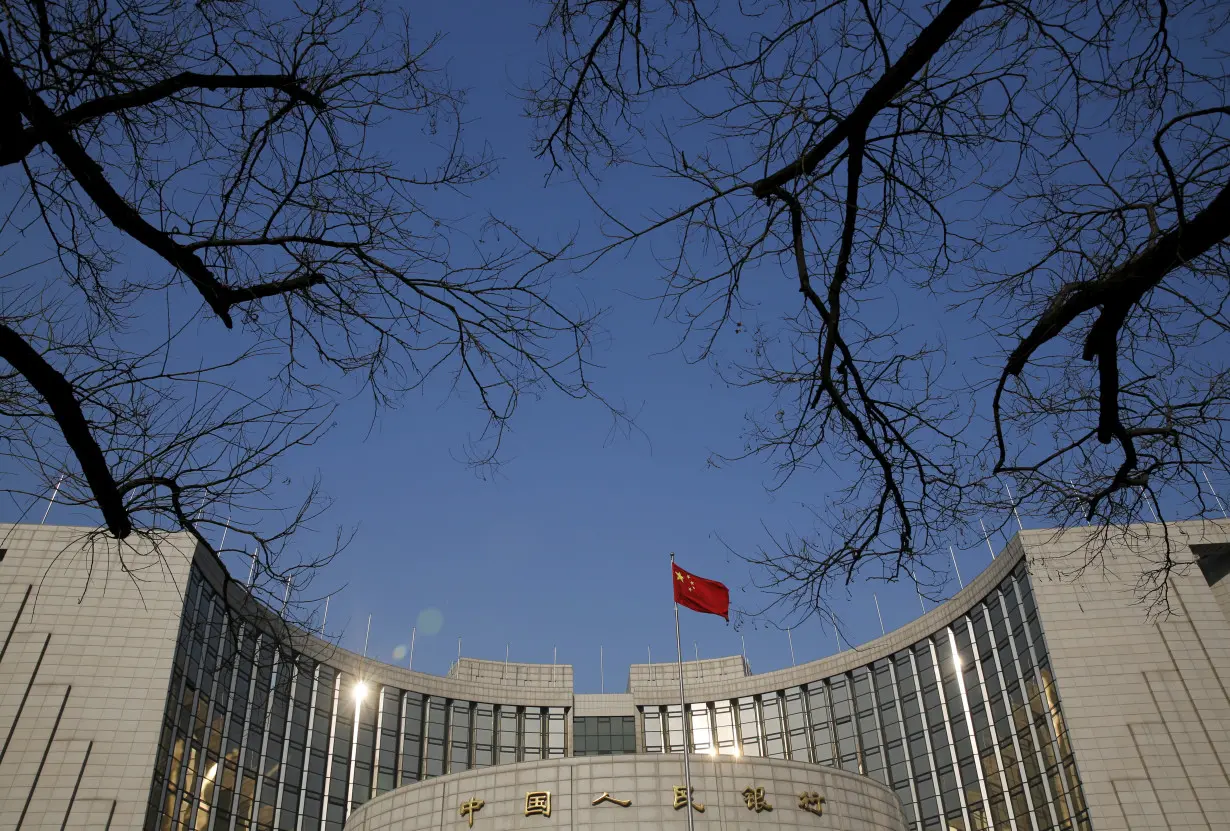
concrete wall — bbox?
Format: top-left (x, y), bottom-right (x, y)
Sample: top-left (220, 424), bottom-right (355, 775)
top-left (345, 755), bottom-right (907, 831)
top-left (1024, 521), bottom-right (1230, 831)
top-left (0, 524), bottom-right (197, 830)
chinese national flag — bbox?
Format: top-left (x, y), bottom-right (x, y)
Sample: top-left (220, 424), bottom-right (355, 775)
top-left (672, 562), bottom-right (730, 620)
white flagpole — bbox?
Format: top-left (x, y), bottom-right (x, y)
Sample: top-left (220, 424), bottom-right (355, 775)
top-left (408, 626), bottom-right (416, 670)
top-left (600, 645), bottom-right (604, 693)
top-left (873, 595), bottom-right (886, 636)
top-left (670, 553), bottom-right (696, 831)
top-left (1144, 495), bottom-right (1160, 523)
top-left (217, 515), bottom-right (231, 552)
top-left (949, 546), bottom-right (964, 589)
top-left (740, 634), bottom-right (747, 670)
top-left (979, 519), bottom-right (996, 559)
top-left (321, 596), bottom-right (330, 631)
top-left (246, 550), bottom-right (258, 587)
top-left (787, 628), bottom-right (796, 665)
top-left (358, 614), bottom-right (372, 690)
top-left (1003, 481), bottom-right (1025, 531)
top-left (1201, 468), bottom-right (1229, 519)
top-left (40, 474), bottom-right (66, 525)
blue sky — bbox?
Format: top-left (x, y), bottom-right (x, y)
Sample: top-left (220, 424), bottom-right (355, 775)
top-left (11, 0), bottom-right (1230, 692)
top-left (269, 0), bottom-right (1000, 688)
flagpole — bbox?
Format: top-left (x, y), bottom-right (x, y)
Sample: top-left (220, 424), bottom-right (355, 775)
top-left (671, 553), bottom-right (696, 831)
top-left (40, 474), bottom-right (66, 525)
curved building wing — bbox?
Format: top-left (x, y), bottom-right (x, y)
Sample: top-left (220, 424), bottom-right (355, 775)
top-left (1, 520), bottom-right (1229, 831)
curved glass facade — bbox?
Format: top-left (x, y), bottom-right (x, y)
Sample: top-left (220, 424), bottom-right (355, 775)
top-left (147, 556), bottom-right (1088, 831)
top-left (640, 562), bottom-right (1090, 831)
top-left (145, 566), bottom-right (566, 831)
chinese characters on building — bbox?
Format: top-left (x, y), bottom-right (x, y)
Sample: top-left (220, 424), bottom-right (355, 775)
top-left (591, 792), bottom-right (632, 807)
top-left (457, 785), bottom-right (824, 824)
top-left (672, 785), bottom-right (705, 812)
top-left (459, 798), bottom-right (484, 828)
top-left (742, 786), bottom-right (772, 812)
top-left (798, 791), bottom-right (826, 816)
top-left (524, 791), bottom-right (552, 817)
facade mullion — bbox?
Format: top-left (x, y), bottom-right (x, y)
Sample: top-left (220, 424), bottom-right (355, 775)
top-left (949, 623), bottom-right (992, 830)
top-left (1010, 574), bottom-right (1080, 829)
top-left (791, 686), bottom-right (816, 763)
top-left (319, 671), bottom-right (342, 826)
top-left (995, 583), bottom-right (1052, 831)
top-left (273, 661), bottom-right (301, 829)
top-left (189, 580), bottom-right (215, 828)
top-left (254, 640), bottom-right (284, 829)
top-left (849, 675), bottom-right (866, 775)
top-left (811, 680), bottom-right (836, 766)
top-left (891, 654), bottom-right (924, 830)
top-left (862, 664), bottom-right (890, 785)
top-left (912, 646), bottom-right (945, 830)
top-left (986, 590), bottom-right (1039, 831)
top-left (158, 577), bottom-right (200, 831)
top-left (933, 629), bottom-right (975, 831)
top-left (168, 578), bottom-right (199, 828)
top-left (344, 686), bottom-right (363, 813)
top-left (294, 665), bottom-right (320, 831)
top-left (196, 589), bottom-right (228, 829)
top-left (969, 605), bottom-right (1022, 831)
top-left (212, 609), bottom-right (244, 831)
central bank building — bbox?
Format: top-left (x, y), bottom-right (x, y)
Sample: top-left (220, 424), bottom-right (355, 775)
top-left (1, 520), bottom-right (1228, 831)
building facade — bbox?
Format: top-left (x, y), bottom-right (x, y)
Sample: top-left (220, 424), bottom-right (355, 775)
top-left (1, 520), bottom-right (1228, 831)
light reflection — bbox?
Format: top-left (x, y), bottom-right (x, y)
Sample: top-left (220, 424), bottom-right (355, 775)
top-left (353, 681), bottom-right (369, 701)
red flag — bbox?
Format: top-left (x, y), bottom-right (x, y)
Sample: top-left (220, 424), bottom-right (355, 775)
top-left (672, 562), bottom-right (730, 620)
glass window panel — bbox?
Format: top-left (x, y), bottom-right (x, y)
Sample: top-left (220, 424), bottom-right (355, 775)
top-left (865, 746), bottom-right (887, 785)
top-left (930, 724), bottom-right (952, 767)
top-left (523, 710), bottom-right (543, 760)
top-left (916, 775), bottom-right (940, 819)
top-left (400, 693), bottom-right (423, 784)
top-left (619, 717), bottom-right (636, 752)
top-left (425, 698), bottom-right (446, 741)
top-left (830, 678), bottom-right (853, 720)
top-left (474, 705), bottom-right (494, 767)
top-left (665, 705), bottom-right (685, 752)
top-left (689, 703), bottom-right (712, 753)
top-left (895, 784), bottom-right (916, 825)
top-left (738, 698), bottom-right (761, 757)
top-left (642, 709), bottom-right (663, 753)
top-left (449, 701), bottom-right (471, 773)
top-left (714, 702), bottom-right (737, 754)
top-left (546, 709), bottom-right (566, 758)
top-left (497, 707), bottom-right (519, 763)
top-left (761, 694), bottom-right (786, 758)
top-left (785, 688), bottom-right (808, 732)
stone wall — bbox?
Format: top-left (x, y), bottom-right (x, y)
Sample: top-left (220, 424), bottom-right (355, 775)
top-left (1025, 521), bottom-right (1230, 831)
top-left (0, 524), bottom-right (197, 830)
